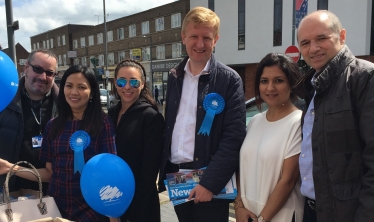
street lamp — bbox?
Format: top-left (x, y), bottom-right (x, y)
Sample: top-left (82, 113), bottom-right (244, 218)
top-left (5, 0), bottom-right (19, 66)
top-left (94, 15), bottom-right (100, 25)
top-left (103, 0), bottom-right (109, 109)
top-left (143, 35), bottom-right (153, 89)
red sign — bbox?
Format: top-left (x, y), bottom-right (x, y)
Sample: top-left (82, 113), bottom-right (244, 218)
top-left (285, 45), bottom-right (300, 63)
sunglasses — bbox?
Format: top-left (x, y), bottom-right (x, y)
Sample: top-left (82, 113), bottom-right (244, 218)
top-left (116, 78), bottom-right (141, 88)
top-left (29, 64), bottom-right (56, 77)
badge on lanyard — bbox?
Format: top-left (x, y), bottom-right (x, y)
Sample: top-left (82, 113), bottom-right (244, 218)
top-left (70, 130), bottom-right (90, 174)
top-left (31, 134), bottom-right (43, 148)
top-left (198, 93), bottom-right (225, 136)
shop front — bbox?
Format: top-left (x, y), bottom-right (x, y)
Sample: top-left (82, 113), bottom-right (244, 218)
top-left (151, 59), bottom-right (182, 103)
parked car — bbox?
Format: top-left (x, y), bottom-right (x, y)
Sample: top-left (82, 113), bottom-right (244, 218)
top-left (100, 89), bottom-right (117, 107)
top-left (245, 97), bottom-right (305, 125)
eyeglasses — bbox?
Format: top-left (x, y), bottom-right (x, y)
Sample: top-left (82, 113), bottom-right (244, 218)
top-left (29, 64), bottom-right (56, 77)
top-left (116, 78), bottom-right (141, 88)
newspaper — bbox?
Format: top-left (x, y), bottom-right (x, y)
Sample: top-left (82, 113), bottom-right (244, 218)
top-left (164, 168), bottom-right (237, 206)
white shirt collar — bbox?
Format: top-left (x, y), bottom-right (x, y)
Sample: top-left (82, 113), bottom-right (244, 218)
top-left (184, 58), bottom-right (211, 76)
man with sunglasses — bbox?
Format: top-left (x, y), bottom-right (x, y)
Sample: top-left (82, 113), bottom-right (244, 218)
top-left (0, 49), bottom-right (59, 194)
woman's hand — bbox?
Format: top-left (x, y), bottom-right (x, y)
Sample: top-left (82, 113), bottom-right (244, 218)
top-left (235, 207), bottom-right (257, 222)
top-left (0, 158), bottom-right (12, 175)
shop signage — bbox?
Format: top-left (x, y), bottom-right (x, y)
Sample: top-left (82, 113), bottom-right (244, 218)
top-left (151, 59), bottom-right (182, 72)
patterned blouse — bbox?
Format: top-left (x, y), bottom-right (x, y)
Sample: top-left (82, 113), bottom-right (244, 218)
top-left (40, 115), bottom-right (117, 222)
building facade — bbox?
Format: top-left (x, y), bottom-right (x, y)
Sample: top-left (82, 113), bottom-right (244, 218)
top-left (1, 43), bottom-right (30, 78)
top-left (30, 0), bottom-right (190, 100)
top-left (190, 0), bottom-right (374, 100)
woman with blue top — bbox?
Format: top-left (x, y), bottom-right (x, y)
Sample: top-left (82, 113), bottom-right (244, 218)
top-left (0, 65), bottom-right (117, 221)
top-left (234, 53), bottom-right (304, 222)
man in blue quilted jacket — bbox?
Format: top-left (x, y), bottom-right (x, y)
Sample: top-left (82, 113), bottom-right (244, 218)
top-left (158, 6), bottom-right (246, 222)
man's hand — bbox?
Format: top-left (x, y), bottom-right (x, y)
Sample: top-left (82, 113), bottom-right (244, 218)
top-left (0, 158), bottom-right (11, 175)
top-left (188, 184), bottom-right (213, 203)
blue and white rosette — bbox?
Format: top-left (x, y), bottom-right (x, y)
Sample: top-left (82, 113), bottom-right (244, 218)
top-left (70, 130), bottom-right (90, 174)
top-left (198, 93), bottom-right (225, 136)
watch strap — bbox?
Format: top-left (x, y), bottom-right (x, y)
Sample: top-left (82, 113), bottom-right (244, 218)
top-left (233, 199), bottom-right (244, 209)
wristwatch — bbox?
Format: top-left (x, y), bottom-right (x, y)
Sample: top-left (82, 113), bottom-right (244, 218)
top-left (233, 199), bottom-right (244, 209)
top-left (257, 216), bottom-right (270, 222)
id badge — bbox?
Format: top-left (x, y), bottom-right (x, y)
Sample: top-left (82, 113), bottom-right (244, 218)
top-left (32, 136), bottom-right (42, 148)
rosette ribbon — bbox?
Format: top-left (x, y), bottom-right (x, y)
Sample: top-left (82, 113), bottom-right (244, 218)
top-left (198, 93), bottom-right (225, 136)
top-left (70, 130), bottom-right (90, 174)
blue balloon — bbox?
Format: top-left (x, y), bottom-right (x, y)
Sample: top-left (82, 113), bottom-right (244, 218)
top-left (80, 153), bottom-right (135, 218)
top-left (0, 51), bottom-right (18, 112)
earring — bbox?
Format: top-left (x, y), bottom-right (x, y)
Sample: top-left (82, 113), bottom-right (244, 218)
top-left (89, 98), bottom-right (92, 103)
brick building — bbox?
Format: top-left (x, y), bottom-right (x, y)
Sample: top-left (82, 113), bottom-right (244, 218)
top-left (1, 43), bottom-right (30, 78)
top-left (30, 0), bottom-right (190, 100)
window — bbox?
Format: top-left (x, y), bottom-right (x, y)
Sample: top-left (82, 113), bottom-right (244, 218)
top-left (98, 54), bottom-right (104, 66)
top-left (46, 40), bottom-right (49, 49)
top-left (108, 53), bottom-right (114, 65)
top-left (43, 41), bottom-right (46, 48)
top-left (171, 13), bottom-right (181, 28)
top-left (118, 51), bottom-right (125, 62)
top-left (62, 35), bottom-right (66, 46)
top-left (63, 54), bottom-right (67, 66)
top-left (129, 24), bottom-right (136, 37)
top-left (107, 31), bottom-right (113, 42)
top-left (172, 43), bottom-right (182, 58)
top-left (81, 37), bottom-right (85, 48)
top-left (238, 0), bottom-right (245, 50)
top-left (90, 56), bottom-right (96, 67)
top-left (37, 42), bottom-right (40, 49)
top-left (156, 45), bottom-right (165, 59)
top-left (57, 36), bottom-right (61, 46)
top-left (73, 39), bottom-right (78, 49)
top-left (117, 28), bottom-right (124, 40)
top-left (82, 57), bottom-right (87, 66)
top-left (317, 0), bottom-right (328, 10)
top-left (33, 43), bottom-right (36, 50)
top-left (97, 33), bottom-right (103, 44)
top-left (19, 59), bottom-right (27, 65)
top-left (142, 21), bottom-right (149, 34)
top-left (58, 55), bottom-right (62, 65)
top-left (88, 35), bottom-right (94, 46)
top-left (208, 0), bottom-right (215, 11)
top-left (50, 38), bottom-right (53, 48)
top-left (129, 50), bottom-right (134, 60)
top-left (274, 0), bottom-right (283, 46)
top-left (142, 47), bottom-right (150, 61)
top-left (74, 58), bottom-right (80, 65)
top-left (155, 17), bottom-right (164, 31)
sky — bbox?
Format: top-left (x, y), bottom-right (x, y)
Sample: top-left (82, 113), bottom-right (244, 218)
top-left (0, 0), bottom-right (178, 52)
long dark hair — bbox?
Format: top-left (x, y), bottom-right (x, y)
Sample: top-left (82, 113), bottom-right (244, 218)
top-left (50, 65), bottom-right (104, 139)
top-left (114, 59), bottom-right (156, 108)
top-left (254, 53), bottom-right (301, 111)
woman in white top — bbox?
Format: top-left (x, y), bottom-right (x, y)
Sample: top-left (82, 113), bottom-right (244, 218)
top-left (235, 53), bottom-right (304, 222)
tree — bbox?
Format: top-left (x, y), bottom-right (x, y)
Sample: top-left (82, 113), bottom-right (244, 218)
top-left (90, 57), bottom-right (102, 81)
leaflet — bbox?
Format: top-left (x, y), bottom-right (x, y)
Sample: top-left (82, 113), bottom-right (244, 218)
top-left (164, 168), bottom-right (237, 206)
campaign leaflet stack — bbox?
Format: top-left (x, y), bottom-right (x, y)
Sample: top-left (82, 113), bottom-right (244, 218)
top-left (163, 167), bottom-right (237, 206)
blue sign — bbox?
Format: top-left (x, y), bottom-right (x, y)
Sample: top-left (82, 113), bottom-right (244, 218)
top-left (97, 67), bottom-right (104, 74)
top-left (295, 0), bottom-right (308, 28)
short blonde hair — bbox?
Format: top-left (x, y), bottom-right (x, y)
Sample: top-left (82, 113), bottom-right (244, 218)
top-left (182, 6), bottom-right (220, 37)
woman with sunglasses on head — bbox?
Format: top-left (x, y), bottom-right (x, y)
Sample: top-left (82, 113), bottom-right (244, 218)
top-left (108, 59), bottom-right (165, 222)
top-left (0, 65), bottom-right (118, 221)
